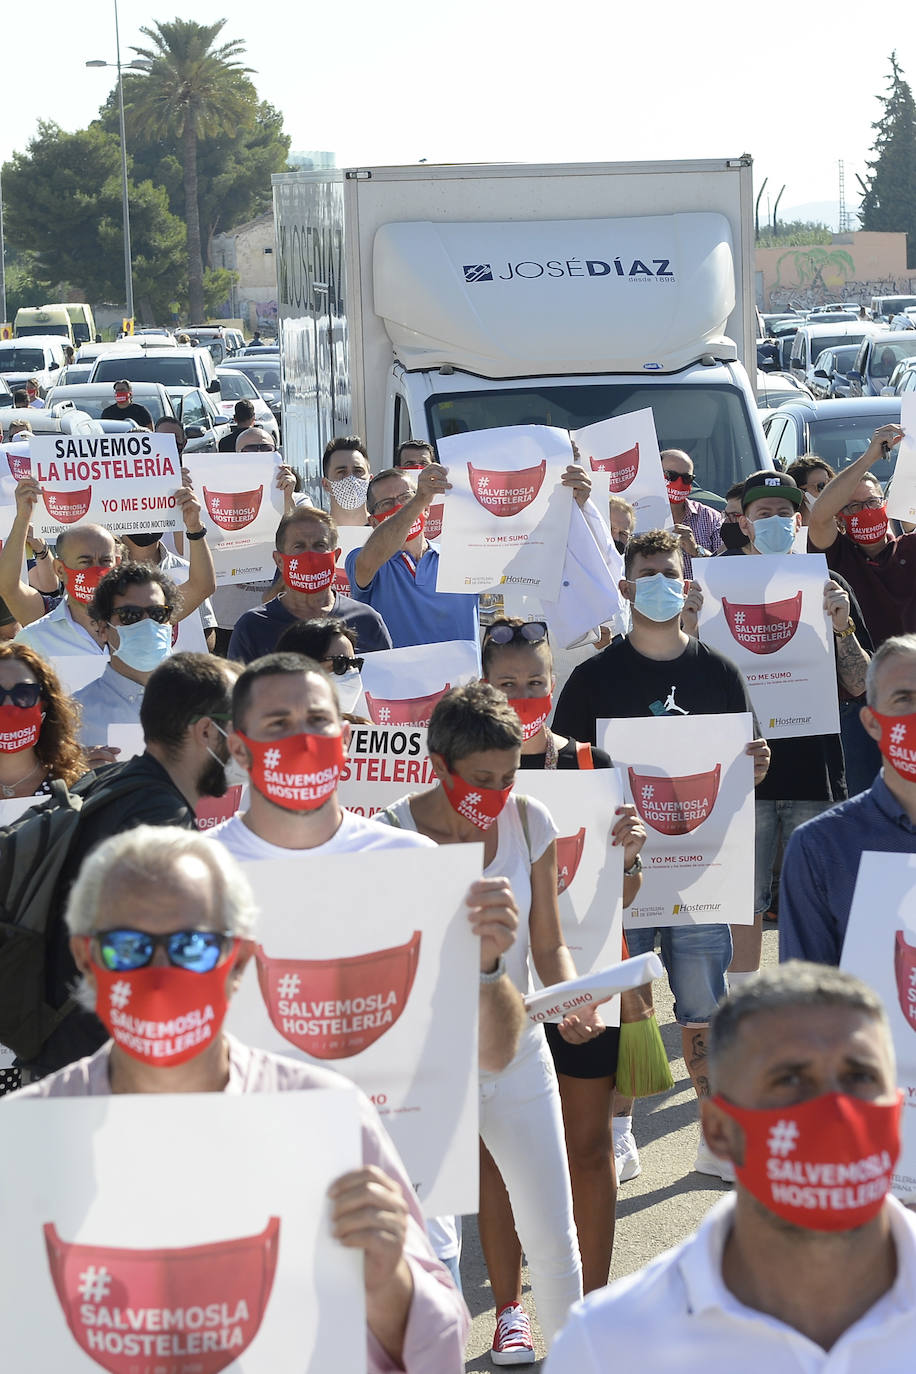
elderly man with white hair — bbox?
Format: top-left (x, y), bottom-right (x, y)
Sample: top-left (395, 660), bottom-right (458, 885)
top-left (6, 825), bottom-right (470, 1373)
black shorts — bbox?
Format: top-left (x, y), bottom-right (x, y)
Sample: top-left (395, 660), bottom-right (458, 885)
top-left (545, 1021), bottom-right (621, 1080)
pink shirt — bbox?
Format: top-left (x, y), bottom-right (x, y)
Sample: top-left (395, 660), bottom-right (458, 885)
top-left (11, 1034), bottom-right (469, 1373)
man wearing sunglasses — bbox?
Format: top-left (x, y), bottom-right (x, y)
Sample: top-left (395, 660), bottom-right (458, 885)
top-left (9, 824), bottom-right (471, 1374)
top-left (661, 449), bottom-right (725, 578)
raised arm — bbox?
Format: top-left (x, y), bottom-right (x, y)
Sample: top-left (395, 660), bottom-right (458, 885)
top-left (808, 423), bottom-right (903, 550)
top-left (0, 478), bottom-right (48, 625)
top-left (172, 486), bottom-right (215, 619)
top-left (353, 465), bottom-right (450, 588)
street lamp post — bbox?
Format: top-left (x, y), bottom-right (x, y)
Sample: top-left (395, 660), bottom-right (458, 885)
top-left (86, 0), bottom-right (134, 324)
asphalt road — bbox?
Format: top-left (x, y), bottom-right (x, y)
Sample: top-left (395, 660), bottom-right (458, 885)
top-left (461, 927), bottom-right (779, 1368)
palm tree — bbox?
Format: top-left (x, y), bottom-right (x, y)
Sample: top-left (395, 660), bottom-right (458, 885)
top-left (127, 19), bottom-right (254, 322)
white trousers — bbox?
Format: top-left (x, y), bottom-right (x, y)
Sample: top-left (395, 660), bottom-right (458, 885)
top-left (479, 1028), bottom-right (583, 1347)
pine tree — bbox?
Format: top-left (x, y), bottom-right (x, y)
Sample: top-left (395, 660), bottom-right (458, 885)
top-left (860, 52), bottom-right (916, 267)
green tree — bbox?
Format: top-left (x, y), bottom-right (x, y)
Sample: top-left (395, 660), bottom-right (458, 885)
top-left (860, 52), bottom-right (916, 266)
top-left (1, 122), bottom-right (186, 320)
top-left (756, 220), bottom-right (832, 248)
top-left (125, 18), bottom-right (255, 323)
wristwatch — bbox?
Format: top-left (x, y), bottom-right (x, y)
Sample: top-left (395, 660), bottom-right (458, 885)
top-left (480, 955), bottom-right (506, 984)
top-left (624, 854), bottom-right (644, 877)
top-left (186, 527), bottom-right (208, 541)
top-left (692, 545), bottom-right (712, 557)
top-left (834, 617), bottom-right (857, 639)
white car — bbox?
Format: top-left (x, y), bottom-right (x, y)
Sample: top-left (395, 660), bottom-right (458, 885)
top-left (215, 366), bottom-right (280, 446)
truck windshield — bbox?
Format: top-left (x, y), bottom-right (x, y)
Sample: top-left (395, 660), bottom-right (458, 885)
top-left (426, 381), bottom-right (761, 500)
top-left (0, 349), bottom-right (46, 371)
top-left (16, 325), bottom-right (68, 339)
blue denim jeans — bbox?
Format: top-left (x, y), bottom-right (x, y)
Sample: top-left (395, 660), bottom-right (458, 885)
top-left (754, 798), bottom-right (833, 915)
top-left (839, 699), bottom-right (881, 798)
top-left (625, 923), bottom-right (732, 1026)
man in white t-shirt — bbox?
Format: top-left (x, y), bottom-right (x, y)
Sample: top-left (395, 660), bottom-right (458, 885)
top-left (209, 652), bottom-right (526, 1073)
top-left (546, 962), bottom-right (916, 1373)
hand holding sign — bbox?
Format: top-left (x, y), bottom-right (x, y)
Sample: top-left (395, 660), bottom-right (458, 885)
top-left (416, 463), bottom-right (452, 508)
top-left (329, 1164), bottom-right (409, 1293)
top-left (823, 578), bottom-right (852, 633)
top-left (467, 876), bottom-right (519, 971)
top-left (525, 951), bottom-right (664, 1023)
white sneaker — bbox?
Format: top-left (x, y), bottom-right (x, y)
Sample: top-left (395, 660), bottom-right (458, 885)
top-left (614, 1126), bottom-right (641, 1182)
top-left (491, 1302), bottom-right (536, 1365)
top-left (693, 1138), bottom-right (735, 1183)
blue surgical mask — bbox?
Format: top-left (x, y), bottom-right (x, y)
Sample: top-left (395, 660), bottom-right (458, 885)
top-left (632, 572), bottom-right (687, 623)
top-left (750, 513), bottom-right (797, 556)
top-left (112, 618), bottom-right (173, 672)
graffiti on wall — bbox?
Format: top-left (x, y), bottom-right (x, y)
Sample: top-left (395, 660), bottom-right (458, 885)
top-left (766, 248), bottom-right (916, 309)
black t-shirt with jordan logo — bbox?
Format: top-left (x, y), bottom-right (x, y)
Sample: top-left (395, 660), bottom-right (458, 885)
top-left (552, 635), bottom-right (756, 745)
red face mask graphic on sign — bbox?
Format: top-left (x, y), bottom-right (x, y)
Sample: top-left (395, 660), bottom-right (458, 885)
top-left (195, 785), bottom-right (244, 832)
top-left (203, 485), bottom-right (263, 530)
top-left (868, 710), bottom-right (916, 780)
top-left (556, 828), bottom-right (586, 894)
top-left (6, 449), bottom-right (31, 480)
top-left (629, 764), bottom-right (721, 835)
top-left (44, 486), bottom-right (93, 523)
top-left (278, 550), bottom-right (337, 594)
top-left (425, 502), bottom-right (444, 540)
top-left (712, 1091), bottom-right (902, 1232)
top-left (0, 701), bottom-right (42, 752)
top-left (365, 685), bottom-right (450, 727)
top-left (236, 729), bottom-right (345, 811)
top-left (468, 460), bottom-right (546, 516)
top-left (91, 948), bottom-right (240, 1067)
top-left (44, 1216), bottom-right (280, 1374)
top-left (508, 694), bottom-right (553, 742)
top-left (256, 931), bottom-right (421, 1058)
top-left (587, 442), bottom-right (639, 493)
top-left (843, 503), bottom-right (889, 546)
top-left (65, 564), bottom-right (109, 605)
top-left (444, 769), bottom-right (512, 830)
top-left (722, 592), bottom-right (802, 655)
top-left (894, 929), bottom-right (916, 1027)
top-left (373, 502), bottom-right (426, 542)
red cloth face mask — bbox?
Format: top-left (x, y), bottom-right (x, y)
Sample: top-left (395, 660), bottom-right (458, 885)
top-left (278, 549), bottom-right (337, 594)
top-left (666, 477), bottom-right (692, 503)
top-left (508, 694), bottom-right (553, 741)
top-left (443, 768), bottom-right (512, 831)
top-left (868, 710), bottom-right (916, 779)
top-left (373, 502), bottom-right (426, 542)
top-left (713, 1091), bottom-right (902, 1231)
top-left (65, 564), bottom-right (108, 604)
top-left (44, 1215), bottom-right (280, 1374)
top-left (843, 504), bottom-right (889, 545)
top-left (91, 947), bottom-right (240, 1067)
top-left (0, 701), bottom-right (42, 752)
top-left (256, 930), bottom-right (422, 1058)
top-left (236, 729), bottom-right (345, 811)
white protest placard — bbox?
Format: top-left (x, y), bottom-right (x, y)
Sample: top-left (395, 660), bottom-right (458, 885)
top-left (359, 639), bottom-right (480, 728)
top-left (107, 723), bottom-right (144, 760)
top-left (572, 409), bottom-right (672, 533)
top-left (888, 392), bottom-right (916, 522)
top-left (601, 713), bottom-right (755, 928)
top-left (841, 852), bottom-right (916, 1197)
top-left (525, 951), bottom-right (664, 1024)
top-left (2, 441), bottom-right (31, 483)
top-left (338, 724), bottom-right (437, 819)
top-left (435, 425), bottom-right (574, 597)
top-left (228, 845), bottom-right (482, 1216)
top-left (0, 1093), bottom-right (364, 1373)
top-left (331, 523), bottom-right (371, 596)
top-left (29, 433), bottom-right (182, 538)
top-left (183, 452), bottom-right (286, 587)
top-left (511, 771), bottom-right (624, 1022)
top-left (0, 794), bottom-right (42, 825)
top-left (695, 552), bottom-right (839, 739)
top-left (49, 654), bottom-right (107, 695)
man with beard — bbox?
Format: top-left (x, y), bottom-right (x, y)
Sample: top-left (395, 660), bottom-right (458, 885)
top-left (17, 652), bottom-right (241, 1080)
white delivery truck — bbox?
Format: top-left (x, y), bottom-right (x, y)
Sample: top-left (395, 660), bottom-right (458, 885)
top-left (272, 157), bottom-right (770, 503)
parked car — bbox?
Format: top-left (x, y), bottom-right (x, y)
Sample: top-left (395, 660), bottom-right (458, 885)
top-left (218, 356), bottom-right (282, 427)
top-left (756, 372), bottom-right (813, 410)
top-left (846, 334), bottom-right (916, 397)
top-left (52, 364), bottom-right (94, 387)
top-left (238, 344), bottom-right (280, 357)
top-left (0, 376), bottom-right (12, 407)
top-left (89, 346), bottom-right (221, 396)
top-left (809, 344), bottom-right (861, 400)
top-left (215, 366), bottom-right (280, 446)
top-left (182, 326), bottom-right (229, 364)
top-left (44, 380), bottom-right (175, 424)
top-left (0, 403), bottom-right (104, 435)
top-left (789, 322), bottom-right (884, 388)
top-left (43, 380), bottom-right (230, 453)
top-left (0, 336), bottom-right (67, 395)
top-left (761, 397), bottom-right (902, 482)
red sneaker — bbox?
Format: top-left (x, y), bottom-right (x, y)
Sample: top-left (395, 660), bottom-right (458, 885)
top-left (491, 1301), bottom-right (535, 1365)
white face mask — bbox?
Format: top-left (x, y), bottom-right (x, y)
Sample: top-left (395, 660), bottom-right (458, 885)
top-left (210, 723), bottom-right (250, 788)
top-left (327, 474), bottom-right (369, 511)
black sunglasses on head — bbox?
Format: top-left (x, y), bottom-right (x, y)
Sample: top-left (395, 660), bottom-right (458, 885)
top-left (0, 681), bottom-right (42, 708)
top-left (485, 620), bottom-right (549, 646)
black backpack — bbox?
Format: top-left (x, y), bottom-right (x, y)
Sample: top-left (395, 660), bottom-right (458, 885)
top-left (0, 767), bottom-right (140, 1061)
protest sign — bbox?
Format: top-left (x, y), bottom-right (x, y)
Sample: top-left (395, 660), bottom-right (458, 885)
top-left (0, 1093), bottom-right (364, 1372)
top-left (841, 851), bottom-right (916, 1197)
top-left (107, 724), bottom-right (144, 760)
top-left (338, 724), bottom-right (436, 819)
top-left (601, 713), bottom-right (755, 928)
top-left (695, 552), bottom-right (839, 739)
top-left (0, 795), bottom-right (41, 825)
top-left (28, 433), bottom-right (182, 538)
top-left (228, 845), bottom-right (482, 1216)
top-left (572, 409), bottom-right (672, 533)
top-left (196, 784), bottom-right (245, 831)
top-left (887, 393), bottom-right (916, 522)
top-left (435, 426), bottom-right (574, 597)
top-left (359, 639), bottom-right (480, 727)
top-left (332, 524), bottom-right (371, 596)
top-left (49, 655), bottom-right (107, 695)
top-left (525, 951), bottom-right (664, 1024)
top-left (511, 770), bottom-right (625, 1022)
top-left (183, 453), bottom-right (286, 587)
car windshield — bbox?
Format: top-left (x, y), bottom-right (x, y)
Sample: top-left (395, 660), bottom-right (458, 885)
top-left (809, 413), bottom-right (900, 482)
top-left (807, 331), bottom-right (867, 359)
top-left (46, 387), bottom-right (169, 421)
top-left (427, 381), bottom-right (761, 499)
top-left (868, 337), bottom-right (916, 378)
top-left (216, 371), bottom-right (257, 401)
top-left (93, 357), bottom-right (198, 387)
top-left (814, 346), bottom-right (859, 373)
top-left (225, 362), bottom-right (281, 390)
top-left (0, 349), bottom-right (45, 372)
